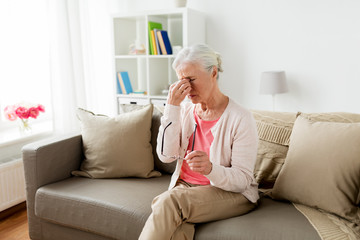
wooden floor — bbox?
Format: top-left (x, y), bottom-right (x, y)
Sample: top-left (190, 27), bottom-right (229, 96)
top-left (0, 203), bottom-right (30, 240)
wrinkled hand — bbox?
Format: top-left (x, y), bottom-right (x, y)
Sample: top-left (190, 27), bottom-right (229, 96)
top-left (167, 79), bottom-right (191, 106)
top-left (184, 150), bottom-right (212, 175)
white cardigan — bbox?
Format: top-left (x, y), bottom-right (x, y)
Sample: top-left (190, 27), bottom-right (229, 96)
top-left (156, 98), bottom-right (259, 203)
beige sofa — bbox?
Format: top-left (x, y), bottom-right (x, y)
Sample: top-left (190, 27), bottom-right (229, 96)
top-left (22, 106), bottom-right (360, 240)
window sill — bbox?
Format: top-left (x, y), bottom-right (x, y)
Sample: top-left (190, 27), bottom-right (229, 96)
top-left (0, 120), bottom-right (53, 148)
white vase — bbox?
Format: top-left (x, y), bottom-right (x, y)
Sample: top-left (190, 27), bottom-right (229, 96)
top-left (18, 119), bottom-right (32, 136)
top-left (173, 0), bottom-right (187, 8)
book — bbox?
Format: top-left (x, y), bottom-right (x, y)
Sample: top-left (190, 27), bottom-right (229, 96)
top-left (117, 72), bottom-right (127, 94)
top-left (154, 29), bottom-right (162, 55)
top-left (156, 30), bottom-right (172, 55)
top-left (150, 30), bottom-right (158, 55)
top-left (160, 30), bottom-right (172, 55)
top-left (120, 71), bottom-right (133, 94)
top-left (116, 73), bottom-right (122, 94)
top-left (148, 21), bottom-right (162, 55)
top-left (156, 30), bottom-right (166, 54)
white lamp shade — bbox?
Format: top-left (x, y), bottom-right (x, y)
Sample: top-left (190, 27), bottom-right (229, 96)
top-left (259, 71), bottom-right (288, 95)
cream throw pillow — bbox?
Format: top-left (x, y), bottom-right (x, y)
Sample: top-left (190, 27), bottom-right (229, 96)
top-left (119, 104), bottom-right (176, 174)
top-left (272, 116), bottom-right (360, 224)
top-left (72, 104), bottom-right (161, 178)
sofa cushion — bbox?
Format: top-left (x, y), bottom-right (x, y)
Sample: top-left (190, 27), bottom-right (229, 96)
top-left (35, 176), bottom-right (171, 240)
top-left (72, 105), bottom-right (161, 178)
top-left (251, 110), bottom-right (297, 189)
top-left (41, 221), bottom-right (114, 240)
top-left (196, 197), bottom-right (320, 240)
top-left (272, 115), bottom-right (360, 224)
top-left (119, 104), bottom-right (176, 174)
top-left (35, 177), bottom-right (320, 240)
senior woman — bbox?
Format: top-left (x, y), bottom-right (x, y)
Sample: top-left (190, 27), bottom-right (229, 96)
top-left (139, 44), bottom-right (259, 240)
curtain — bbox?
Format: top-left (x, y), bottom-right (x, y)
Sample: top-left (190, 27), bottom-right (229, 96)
top-left (48, 0), bottom-right (88, 134)
top-left (48, 0), bottom-right (119, 134)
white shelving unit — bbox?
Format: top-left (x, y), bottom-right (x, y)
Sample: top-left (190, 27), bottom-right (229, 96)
top-left (111, 8), bottom-right (205, 110)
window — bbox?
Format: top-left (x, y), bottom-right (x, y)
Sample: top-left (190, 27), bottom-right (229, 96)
top-left (0, 0), bottom-right (53, 143)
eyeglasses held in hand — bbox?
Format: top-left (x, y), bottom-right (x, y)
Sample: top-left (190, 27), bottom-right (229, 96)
top-left (161, 122), bottom-right (197, 160)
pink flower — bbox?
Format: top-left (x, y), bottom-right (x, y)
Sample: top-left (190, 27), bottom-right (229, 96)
top-left (37, 104), bottom-right (45, 112)
top-left (28, 107), bottom-right (40, 119)
top-left (4, 105), bottom-right (17, 121)
top-left (4, 103), bottom-right (45, 122)
top-left (15, 106), bottom-right (30, 119)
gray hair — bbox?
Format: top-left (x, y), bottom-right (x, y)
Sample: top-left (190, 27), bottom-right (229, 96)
top-left (172, 44), bottom-right (223, 79)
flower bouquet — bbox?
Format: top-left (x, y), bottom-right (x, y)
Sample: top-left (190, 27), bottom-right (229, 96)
top-left (3, 103), bottom-right (45, 134)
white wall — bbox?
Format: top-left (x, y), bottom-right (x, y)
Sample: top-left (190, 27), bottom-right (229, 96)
top-left (186, 0), bottom-right (360, 113)
top-left (91, 0), bottom-right (360, 113)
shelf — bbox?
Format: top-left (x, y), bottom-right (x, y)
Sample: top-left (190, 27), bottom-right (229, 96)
top-left (148, 55), bottom-right (175, 59)
top-left (111, 8), bottom-right (189, 19)
top-left (114, 55), bottom-right (175, 59)
top-left (115, 55), bottom-right (147, 59)
top-left (150, 95), bottom-right (168, 100)
top-left (112, 8), bottom-right (205, 111)
top-left (116, 94), bottom-right (148, 98)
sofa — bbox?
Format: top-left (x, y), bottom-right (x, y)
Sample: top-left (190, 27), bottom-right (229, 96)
top-left (22, 104), bottom-right (360, 240)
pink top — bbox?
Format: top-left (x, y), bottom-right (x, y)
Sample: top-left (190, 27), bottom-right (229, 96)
top-left (180, 110), bottom-right (219, 185)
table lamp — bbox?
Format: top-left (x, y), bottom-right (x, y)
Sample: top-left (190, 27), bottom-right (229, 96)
top-left (259, 71), bottom-right (288, 111)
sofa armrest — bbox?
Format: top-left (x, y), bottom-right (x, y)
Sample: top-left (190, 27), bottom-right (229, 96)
top-left (22, 133), bottom-right (83, 187)
top-left (22, 133), bottom-right (83, 240)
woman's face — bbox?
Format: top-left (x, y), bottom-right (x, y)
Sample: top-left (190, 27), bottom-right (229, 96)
top-left (175, 62), bottom-right (218, 104)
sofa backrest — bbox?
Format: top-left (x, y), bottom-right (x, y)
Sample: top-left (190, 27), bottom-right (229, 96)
top-left (251, 110), bottom-right (297, 190)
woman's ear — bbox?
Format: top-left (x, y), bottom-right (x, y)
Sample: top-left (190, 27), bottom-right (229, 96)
top-left (212, 66), bottom-right (218, 79)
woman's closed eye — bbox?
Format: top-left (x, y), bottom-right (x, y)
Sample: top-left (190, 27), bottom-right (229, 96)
top-left (180, 77), bottom-right (195, 82)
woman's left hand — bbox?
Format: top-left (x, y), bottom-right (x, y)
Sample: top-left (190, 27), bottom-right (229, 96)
top-left (184, 150), bottom-right (213, 175)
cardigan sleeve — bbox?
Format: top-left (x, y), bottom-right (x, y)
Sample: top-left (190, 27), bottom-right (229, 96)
top-left (156, 104), bottom-right (182, 163)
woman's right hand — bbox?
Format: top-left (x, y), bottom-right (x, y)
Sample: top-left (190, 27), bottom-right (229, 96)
top-left (167, 79), bottom-right (191, 106)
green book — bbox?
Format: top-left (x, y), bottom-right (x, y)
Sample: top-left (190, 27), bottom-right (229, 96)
top-left (148, 21), bottom-right (162, 55)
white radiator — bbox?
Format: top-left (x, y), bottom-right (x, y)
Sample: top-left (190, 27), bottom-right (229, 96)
top-left (0, 158), bottom-right (26, 212)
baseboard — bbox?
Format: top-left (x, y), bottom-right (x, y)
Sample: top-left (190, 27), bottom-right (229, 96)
top-left (0, 201), bottom-right (26, 221)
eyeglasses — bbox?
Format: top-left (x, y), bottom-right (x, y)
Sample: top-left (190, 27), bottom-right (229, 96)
top-left (161, 122), bottom-right (197, 160)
